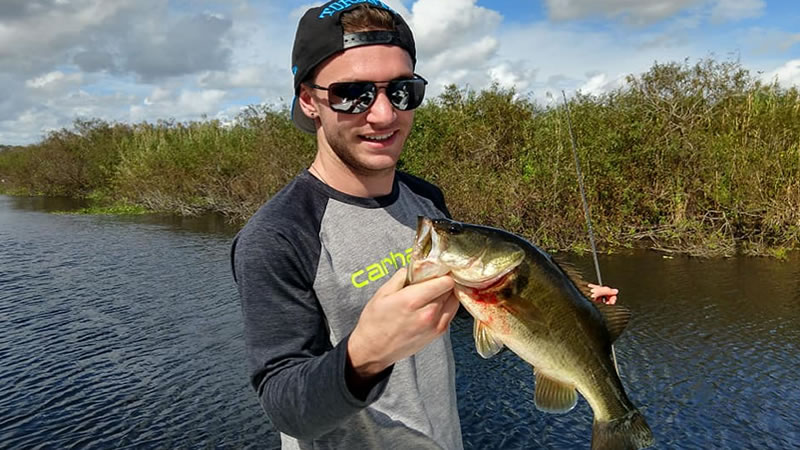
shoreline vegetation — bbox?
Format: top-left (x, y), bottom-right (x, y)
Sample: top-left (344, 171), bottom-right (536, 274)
top-left (2, 59), bottom-right (799, 257)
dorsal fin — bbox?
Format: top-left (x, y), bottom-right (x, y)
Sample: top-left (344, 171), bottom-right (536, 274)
top-left (551, 257), bottom-right (593, 298)
top-left (593, 302), bottom-right (632, 342)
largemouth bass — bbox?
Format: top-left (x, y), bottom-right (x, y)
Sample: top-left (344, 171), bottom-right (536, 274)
top-left (407, 217), bottom-right (654, 450)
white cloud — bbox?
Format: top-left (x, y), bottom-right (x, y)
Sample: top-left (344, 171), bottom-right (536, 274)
top-left (710, 0), bottom-right (765, 24)
top-left (545, 0), bottom-right (765, 25)
top-left (199, 65), bottom-right (282, 90)
top-left (492, 19), bottom-right (711, 104)
top-left (761, 59), bottom-right (800, 88)
top-left (0, 0), bottom-right (140, 75)
top-left (131, 88), bottom-right (227, 122)
top-left (177, 89), bottom-right (227, 114)
top-left (544, 0), bottom-right (700, 25)
top-left (143, 87), bottom-right (171, 105)
top-left (0, 108), bottom-right (62, 144)
top-left (420, 36), bottom-right (499, 78)
top-left (488, 61), bottom-right (537, 92)
top-left (410, 0), bottom-right (501, 56)
top-left (747, 29), bottom-right (800, 54)
top-left (384, 0), bottom-right (413, 18)
top-left (0, 0), bottom-right (234, 81)
top-left (781, 34), bottom-right (800, 52)
top-left (405, 0), bottom-right (502, 96)
top-left (25, 71), bottom-right (83, 91)
top-left (0, 0), bottom-right (242, 144)
top-left (578, 72), bottom-right (627, 96)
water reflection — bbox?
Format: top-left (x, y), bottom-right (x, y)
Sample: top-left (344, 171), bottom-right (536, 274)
top-left (4, 194), bottom-right (241, 236)
top-left (5, 195), bottom-right (90, 212)
top-left (1, 195), bottom-right (798, 449)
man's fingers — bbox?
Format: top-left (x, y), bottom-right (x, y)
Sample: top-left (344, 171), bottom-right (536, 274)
top-left (376, 267), bottom-right (409, 296)
top-left (587, 284), bottom-right (619, 296)
top-left (403, 276), bottom-right (455, 308)
top-left (585, 284), bottom-right (620, 305)
top-left (436, 294), bottom-right (460, 332)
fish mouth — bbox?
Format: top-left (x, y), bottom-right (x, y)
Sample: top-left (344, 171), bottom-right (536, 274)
top-left (408, 216), bottom-right (449, 283)
top-left (413, 216), bottom-right (434, 259)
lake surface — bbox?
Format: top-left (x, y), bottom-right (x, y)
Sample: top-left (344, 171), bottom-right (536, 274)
top-left (1, 195), bottom-right (798, 449)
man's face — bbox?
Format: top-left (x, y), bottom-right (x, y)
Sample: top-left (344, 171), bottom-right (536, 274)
top-left (302, 45), bottom-right (416, 176)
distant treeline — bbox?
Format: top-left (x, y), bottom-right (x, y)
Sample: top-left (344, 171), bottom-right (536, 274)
top-left (2, 58), bottom-right (799, 256)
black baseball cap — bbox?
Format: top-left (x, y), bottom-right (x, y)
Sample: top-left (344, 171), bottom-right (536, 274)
top-left (290, 0), bottom-right (417, 133)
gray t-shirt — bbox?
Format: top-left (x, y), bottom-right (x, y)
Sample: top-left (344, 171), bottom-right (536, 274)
top-left (231, 170), bottom-right (463, 449)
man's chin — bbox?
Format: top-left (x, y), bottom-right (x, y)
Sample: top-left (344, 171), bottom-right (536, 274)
top-left (353, 144), bottom-right (403, 169)
top-left (357, 160), bottom-right (399, 175)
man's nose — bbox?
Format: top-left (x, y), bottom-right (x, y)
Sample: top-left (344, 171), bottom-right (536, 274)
top-left (365, 87), bottom-right (396, 125)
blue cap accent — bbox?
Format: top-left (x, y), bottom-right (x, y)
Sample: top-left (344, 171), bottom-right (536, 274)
top-left (318, 0), bottom-right (394, 19)
top-left (292, 65), bottom-right (298, 75)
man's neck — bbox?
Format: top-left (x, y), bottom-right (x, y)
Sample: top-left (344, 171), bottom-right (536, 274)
top-left (310, 156), bottom-right (395, 198)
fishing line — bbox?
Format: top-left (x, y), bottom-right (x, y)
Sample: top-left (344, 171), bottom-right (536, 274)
top-left (561, 92), bottom-right (619, 373)
top-left (561, 91), bottom-right (604, 287)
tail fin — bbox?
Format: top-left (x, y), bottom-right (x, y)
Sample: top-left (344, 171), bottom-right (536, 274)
top-left (591, 410), bottom-right (654, 450)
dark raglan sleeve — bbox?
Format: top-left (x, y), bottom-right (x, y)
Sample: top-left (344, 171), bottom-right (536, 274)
top-left (230, 223), bottom-right (390, 440)
top-left (431, 184), bottom-right (451, 219)
top-left (398, 171), bottom-right (452, 219)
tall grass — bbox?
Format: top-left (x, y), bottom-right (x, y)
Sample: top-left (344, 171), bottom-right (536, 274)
top-left (1, 58), bottom-right (798, 255)
top-left (111, 108), bottom-right (315, 219)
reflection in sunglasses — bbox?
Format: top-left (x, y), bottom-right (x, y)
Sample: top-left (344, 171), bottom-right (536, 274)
top-left (307, 75), bottom-right (428, 114)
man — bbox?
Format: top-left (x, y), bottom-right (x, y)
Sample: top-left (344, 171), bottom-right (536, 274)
top-left (231, 2), bottom-right (618, 449)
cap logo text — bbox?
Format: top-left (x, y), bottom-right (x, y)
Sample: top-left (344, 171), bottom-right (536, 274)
top-left (318, 0), bottom-right (394, 19)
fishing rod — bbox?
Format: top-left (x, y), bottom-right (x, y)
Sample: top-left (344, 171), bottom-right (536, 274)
top-left (561, 91), bottom-right (604, 288)
top-left (561, 92), bottom-right (618, 373)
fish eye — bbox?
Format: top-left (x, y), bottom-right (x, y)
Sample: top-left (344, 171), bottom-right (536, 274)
top-left (448, 223), bottom-right (462, 234)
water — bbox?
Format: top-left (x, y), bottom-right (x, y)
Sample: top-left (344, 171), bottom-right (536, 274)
top-left (1, 195), bottom-right (798, 449)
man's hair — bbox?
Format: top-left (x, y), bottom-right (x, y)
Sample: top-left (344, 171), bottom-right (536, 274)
top-left (340, 5), bottom-right (395, 33)
top-left (310, 6), bottom-right (398, 82)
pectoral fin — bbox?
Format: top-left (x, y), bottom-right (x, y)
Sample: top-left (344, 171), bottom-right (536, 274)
top-left (534, 370), bottom-right (578, 413)
top-left (473, 320), bottom-right (504, 358)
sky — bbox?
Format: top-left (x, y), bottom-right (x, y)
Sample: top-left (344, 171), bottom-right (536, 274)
top-left (1, 0), bottom-right (799, 145)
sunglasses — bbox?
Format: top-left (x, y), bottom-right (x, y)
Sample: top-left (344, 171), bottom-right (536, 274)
top-left (307, 75), bottom-right (428, 114)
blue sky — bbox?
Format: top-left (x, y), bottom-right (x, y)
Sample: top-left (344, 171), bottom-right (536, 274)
top-left (1, 0), bottom-right (798, 145)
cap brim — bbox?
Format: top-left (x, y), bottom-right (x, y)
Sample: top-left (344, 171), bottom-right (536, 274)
top-left (291, 95), bottom-right (316, 134)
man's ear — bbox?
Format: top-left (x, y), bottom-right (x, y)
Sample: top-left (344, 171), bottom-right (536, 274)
top-left (297, 85), bottom-right (319, 119)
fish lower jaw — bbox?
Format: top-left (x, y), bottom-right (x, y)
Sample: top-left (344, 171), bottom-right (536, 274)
top-left (452, 266), bottom-right (515, 290)
top-left (453, 277), bottom-right (497, 289)
top-left (408, 260), bottom-right (449, 283)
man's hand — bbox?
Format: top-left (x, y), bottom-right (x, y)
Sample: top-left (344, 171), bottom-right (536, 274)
top-left (347, 267), bottom-right (459, 387)
top-left (587, 284), bottom-right (619, 305)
